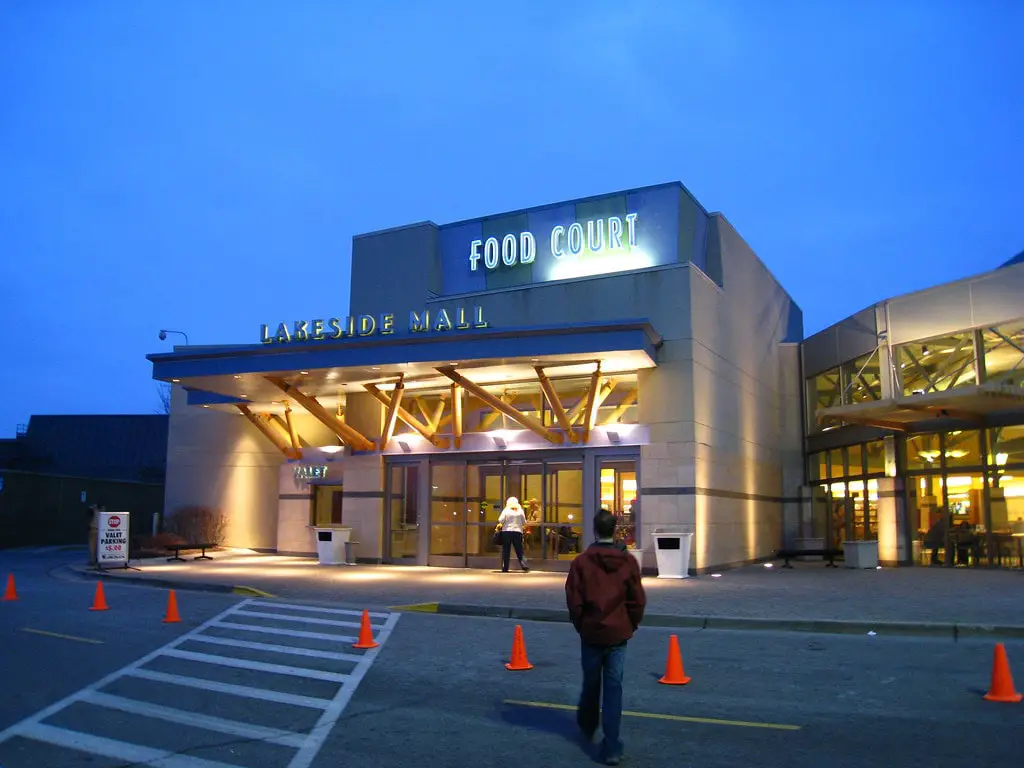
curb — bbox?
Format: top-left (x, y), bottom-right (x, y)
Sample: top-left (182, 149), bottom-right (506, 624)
top-left (61, 566), bottom-right (1024, 640)
top-left (66, 565), bottom-right (276, 599)
top-left (393, 602), bottom-right (1024, 640)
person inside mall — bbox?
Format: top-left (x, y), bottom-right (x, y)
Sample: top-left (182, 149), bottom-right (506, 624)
top-left (495, 496), bottom-right (530, 573)
top-left (565, 509), bottom-right (647, 765)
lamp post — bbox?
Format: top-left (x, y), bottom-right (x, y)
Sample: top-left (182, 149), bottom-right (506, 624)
top-left (159, 329), bottom-right (189, 345)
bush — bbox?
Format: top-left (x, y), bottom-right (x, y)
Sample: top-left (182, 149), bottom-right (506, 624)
top-left (167, 505), bottom-right (226, 546)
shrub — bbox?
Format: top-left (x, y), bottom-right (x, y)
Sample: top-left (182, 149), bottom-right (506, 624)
top-left (167, 505), bottom-right (227, 546)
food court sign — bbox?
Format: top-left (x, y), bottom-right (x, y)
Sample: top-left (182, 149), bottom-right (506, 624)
top-left (469, 213), bottom-right (639, 272)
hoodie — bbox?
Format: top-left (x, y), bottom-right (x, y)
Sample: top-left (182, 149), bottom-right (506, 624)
top-left (565, 540), bottom-right (647, 646)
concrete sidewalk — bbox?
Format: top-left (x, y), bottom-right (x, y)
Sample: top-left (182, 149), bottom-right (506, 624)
top-left (66, 550), bottom-right (1024, 639)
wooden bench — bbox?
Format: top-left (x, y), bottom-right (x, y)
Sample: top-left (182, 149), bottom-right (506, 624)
top-left (166, 543), bottom-right (214, 562)
top-left (775, 547), bottom-right (842, 568)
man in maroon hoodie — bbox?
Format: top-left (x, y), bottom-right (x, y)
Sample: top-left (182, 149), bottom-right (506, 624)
top-left (565, 508), bottom-right (647, 765)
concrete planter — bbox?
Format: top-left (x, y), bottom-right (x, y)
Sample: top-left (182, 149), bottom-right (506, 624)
top-left (844, 540), bottom-right (879, 569)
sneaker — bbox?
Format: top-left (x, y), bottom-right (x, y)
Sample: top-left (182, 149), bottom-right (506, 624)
top-left (603, 754), bottom-right (622, 766)
top-left (521, 565), bottom-right (531, 573)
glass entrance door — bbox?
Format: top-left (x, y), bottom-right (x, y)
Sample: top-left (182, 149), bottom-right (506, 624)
top-left (384, 463), bottom-right (419, 563)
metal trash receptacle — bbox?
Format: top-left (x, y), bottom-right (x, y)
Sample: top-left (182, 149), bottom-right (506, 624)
top-left (314, 527), bottom-right (352, 565)
top-left (652, 531), bottom-right (693, 579)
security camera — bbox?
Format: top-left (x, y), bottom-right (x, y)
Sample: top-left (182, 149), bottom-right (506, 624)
top-left (159, 330), bottom-right (167, 341)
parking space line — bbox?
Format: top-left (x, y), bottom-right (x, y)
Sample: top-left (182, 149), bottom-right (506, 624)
top-left (287, 611), bottom-right (402, 768)
top-left (247, 600), bottom-right (390, 619)
top-left (503, 700), bottom-right (802, 731)
top-left (188, 633), bottom-right (364, 663)
top-left (20, 627), bottom-right (103, 645)
top-left (125, 668), bottom-right (333, 709)
top-left (161, 648), bottom-right (350, 682)
top-left (82, 691), bottom-right (307, 749)
top-left (233, 609), bottom-right (371, 629)
top-left (18, 722), bottom-right (236, 767)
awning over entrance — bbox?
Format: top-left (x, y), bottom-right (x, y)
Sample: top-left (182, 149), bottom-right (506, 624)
top-left (816, 383), bottom-right (1024, 431)
top-left (148, 319), bottom-right (661, 454)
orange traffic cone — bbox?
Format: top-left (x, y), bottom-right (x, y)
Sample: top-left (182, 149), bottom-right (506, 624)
top-left (352, 610), bottom-right (379, 649)
top-left (658, 634), bottom-right (691, 685)
top-left (505, 624), bottom-right (534, 671)
top-left (983, 643), bottom-right (1022, 703)
top-left (163, 590), bottom-right (181, 623)
top-left (89, 581), bottom-right (109, 612)
top-left (2, 573), bottom-right (17, 601)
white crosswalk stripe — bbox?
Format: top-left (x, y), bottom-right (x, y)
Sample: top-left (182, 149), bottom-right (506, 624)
top-left (0, 597), bottom-right (399, 768)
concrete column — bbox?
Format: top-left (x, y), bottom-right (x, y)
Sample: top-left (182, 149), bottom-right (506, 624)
top-left (877, 476), bottom-right (907, 565)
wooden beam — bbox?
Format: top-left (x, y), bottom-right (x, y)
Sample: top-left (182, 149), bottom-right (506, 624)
top-left (580, 365), bottom-right (603, 443)
top-left (268, 415), bottom-right (312, 448)
top-left (535, 366), bottom-right (576, 442)
top-left (566, 379), bottom-right (616, 425)
top-left (265, 377), bottom-right (375, 451)
top-left (413, 397), bottom-right (432, 426)
top-left (430, 399), bottom-right (447, 432)
top-left (283, 405), bottom-right (302, 455)
top-left (452, 382), bottom-right (463, 450)
top-left (436, 367), bottom-right (563, 445)
top-left (364, 383), bottom-right (443, 446)
top-left (236, 404), bottom-right (301, 459)
top-left (380, 375), bottom-right (406, 449)
top-left (601, 389), bottom-right (638, 425)
top-left (480, 391), bottom-right (517, 431)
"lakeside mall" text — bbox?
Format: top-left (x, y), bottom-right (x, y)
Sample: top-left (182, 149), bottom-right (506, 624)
top-left (260, 306), bottom-right (489, 344)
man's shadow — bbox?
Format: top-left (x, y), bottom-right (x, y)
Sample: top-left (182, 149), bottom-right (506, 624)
top-left (496, 701), bottom-right (595, 759)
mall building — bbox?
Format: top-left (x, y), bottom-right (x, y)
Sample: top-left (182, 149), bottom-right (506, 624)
top-left (148, 182), bottom-right (1024, 572)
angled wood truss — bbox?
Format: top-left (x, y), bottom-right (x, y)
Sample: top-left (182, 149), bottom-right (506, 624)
top-left (265, 376), bottom-right (376, 452)
top-left (236, 404), bottom-right (303, 460)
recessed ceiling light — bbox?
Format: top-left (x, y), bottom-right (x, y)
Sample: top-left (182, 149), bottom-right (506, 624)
top-left (233, 375), bottom-right (241, 379)
top-left (240, 394), bottom-right (248, 398)
top-left (300, 370), bottom-right (309, 375)
top-left (371, 367), bottom-right (380, 371)
top-left (171, 378), bottom-right (180, 383)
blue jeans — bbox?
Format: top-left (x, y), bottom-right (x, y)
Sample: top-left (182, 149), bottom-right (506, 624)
top-left (577, 640), bottom-right (626, 757)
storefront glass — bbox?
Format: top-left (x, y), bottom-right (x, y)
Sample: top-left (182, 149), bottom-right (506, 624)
top-left (599, 459), bottom-right (638, 548)
top-left (989, 425), bottom-right (1024, 467)
top-left (385, 463), bottom-right (419, 560)
top-left (311, 484), bottom-right (343, 527)
top-left (981, 321), bottom-right (1024, 389)
top-left (896, 331), bottom-right (978, 396)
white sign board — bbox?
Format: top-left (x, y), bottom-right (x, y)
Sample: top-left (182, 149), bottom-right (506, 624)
top-left (97, 511), bottom-right (130, 565)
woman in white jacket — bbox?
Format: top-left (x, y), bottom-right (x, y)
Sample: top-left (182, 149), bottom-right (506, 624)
top-left (496, 496), bottom-right (530, 573)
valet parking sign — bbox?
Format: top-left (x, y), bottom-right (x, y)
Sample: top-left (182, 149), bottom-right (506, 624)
top-left (98, 511), bottom-right (130, 566)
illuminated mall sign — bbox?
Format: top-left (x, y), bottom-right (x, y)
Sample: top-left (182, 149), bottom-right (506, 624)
top-left (469, 213), bottom-right (639, 272)
top-left (260, 306), bottom-right (488, 344)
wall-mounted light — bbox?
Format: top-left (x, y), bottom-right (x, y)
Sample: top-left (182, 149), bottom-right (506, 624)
top-left (320, 445), bottom-right (343, 454)
top-left (492, 435), bottom-right (507, 449)
top-left (398, 439), bottom-right (412, 453)
top-left (607, 429), bottom-right (621, 444)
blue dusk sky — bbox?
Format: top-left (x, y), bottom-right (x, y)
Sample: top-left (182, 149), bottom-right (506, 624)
top-left (1, 1), bottom-right (1021, 436)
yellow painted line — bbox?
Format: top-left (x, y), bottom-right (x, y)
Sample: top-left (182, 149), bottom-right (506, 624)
top-left (390, 602), bottom-right (440, 613)
top-left (232, 586), bottom-right (276, 598)
top-left (21, 627), bottom-right (104, 645)
top-left (503, 700), bottom-right (801, 732)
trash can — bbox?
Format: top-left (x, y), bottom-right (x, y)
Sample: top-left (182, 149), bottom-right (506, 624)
top-left (314, 527), bottom-right (352, 565)
top-left (653, 531), bottom-right (693, 579)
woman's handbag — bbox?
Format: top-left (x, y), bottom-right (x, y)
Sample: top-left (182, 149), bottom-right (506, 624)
top-left (492, 525), bottom-right (503, 546)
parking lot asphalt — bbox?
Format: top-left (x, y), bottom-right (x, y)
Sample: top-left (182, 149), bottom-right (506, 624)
top-left (3, 547), bottom-right (1022, 767)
